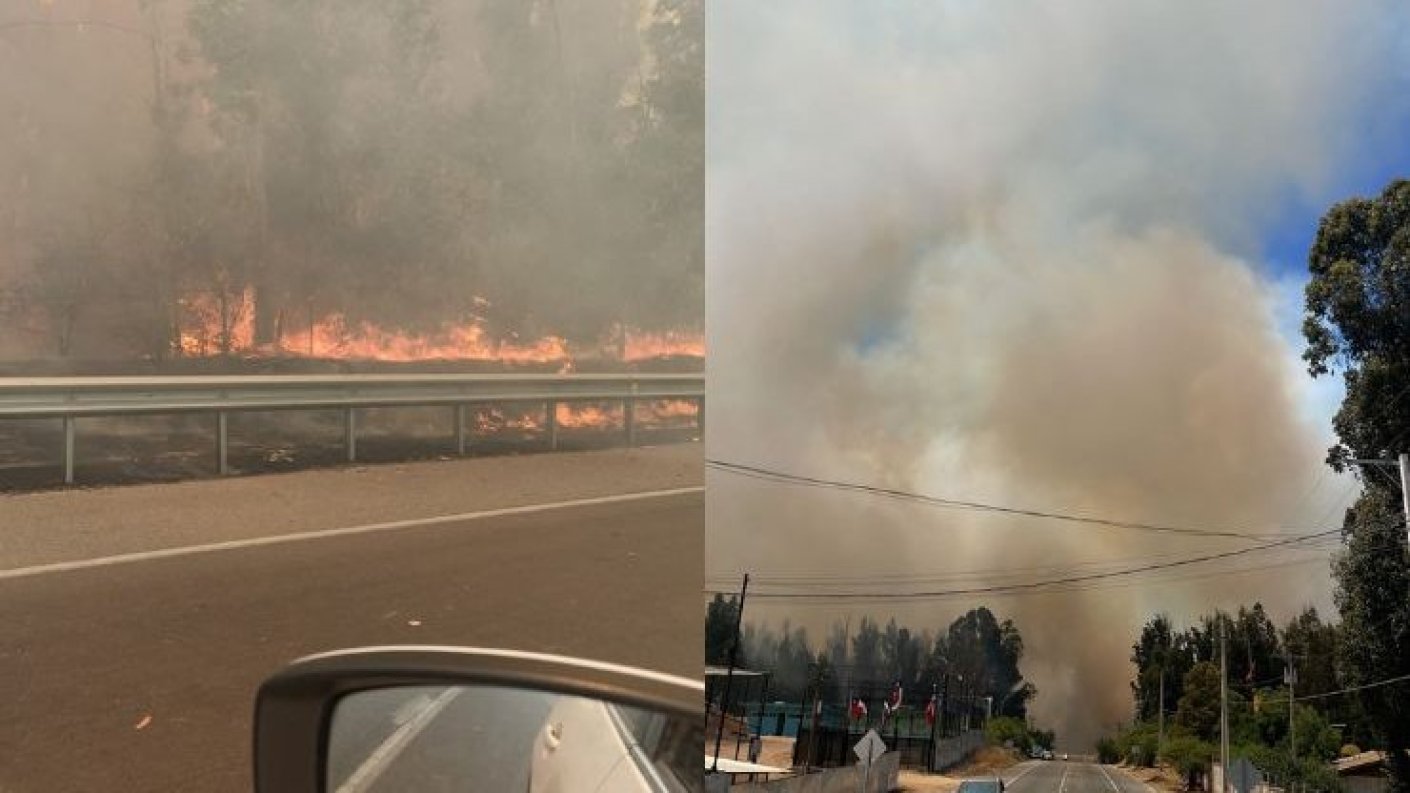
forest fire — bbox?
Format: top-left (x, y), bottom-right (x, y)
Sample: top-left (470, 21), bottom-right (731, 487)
top-left (176, 290), bottom-right (702, 364)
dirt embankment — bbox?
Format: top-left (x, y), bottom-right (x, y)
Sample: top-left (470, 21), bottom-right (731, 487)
top-left (899, 746), bottom-right (1021, 792)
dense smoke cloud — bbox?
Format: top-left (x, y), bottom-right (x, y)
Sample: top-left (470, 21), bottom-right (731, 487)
top-left (0, 0), bottom-right (702, 363)
top-left (707, 1), bottom-right (1410, 747)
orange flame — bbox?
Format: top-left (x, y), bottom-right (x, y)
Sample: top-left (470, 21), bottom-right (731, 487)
top-left (621, 329), bottom-right (706, 361)
top-left (176, 289), bottom-right (703, 363)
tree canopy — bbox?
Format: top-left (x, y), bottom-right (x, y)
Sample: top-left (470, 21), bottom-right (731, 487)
top-left (1303, 177), bottom-right (1410, 792)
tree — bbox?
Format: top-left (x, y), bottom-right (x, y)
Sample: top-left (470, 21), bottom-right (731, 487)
top-left (704, 593), bottom-right (741, 667)
top-left (985, 716), bottom-right (1032, 752)
top-left (1131, 614), bottom-right (1193, 723)
top-left (1161, 735), bottom-right (1215, 790)
top-left (1304, 178), bottom-right (1410, 792)
top-left (1175, 662), bottom-right (1222, 742)
top-left (938, 607), bottom-right (1033, 719)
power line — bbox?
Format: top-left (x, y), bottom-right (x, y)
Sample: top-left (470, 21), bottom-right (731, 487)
top-left (706, 528), bottom-right (1410, 592)
top-left (705, 528), bottom-right (1342, 602)
top-left (705, 553), bottom-right (1341, 604)
top-left (1290, 672), bottom-right (1410, 702)
top-left (704, 540), bottom-right (1344, 591)
top-left (707, 459), bottom-right (1328, 542)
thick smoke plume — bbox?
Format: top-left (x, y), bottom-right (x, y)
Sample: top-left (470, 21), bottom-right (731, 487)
top-left (707, 1), bottom-right (1410, 748)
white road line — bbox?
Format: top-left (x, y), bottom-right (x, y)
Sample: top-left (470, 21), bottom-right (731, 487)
top-left (1099, 763), bottom-right (1121, 793)
top-left (1059, 765), bottom-right (1071, 793)
top-left (335, 687), bottom-right (462, 793)
top-left (1006, 761), bottom-right (1041, 786)
top-left (0, 486), bottom-right (703, 582)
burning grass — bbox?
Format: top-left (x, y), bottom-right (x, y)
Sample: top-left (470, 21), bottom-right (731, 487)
top-left (175, 288), bottom-right (703, 365)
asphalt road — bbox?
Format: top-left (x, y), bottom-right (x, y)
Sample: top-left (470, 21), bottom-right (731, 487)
top-left (0, 478), bottom-right (701, 792)
top-left (328, 685), bottom-right (555, 792)
top-left (1002, 760), bottom-right (1153, 793)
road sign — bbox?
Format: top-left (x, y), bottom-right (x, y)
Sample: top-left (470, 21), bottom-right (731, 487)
top-left (853, 729), bottom-right (887, 765)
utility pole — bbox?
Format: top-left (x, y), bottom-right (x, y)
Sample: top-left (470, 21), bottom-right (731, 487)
top-left (1220, 618), bottom-right (1230, 793)
top-left (710, 573), bottom-right (748, 773)
top-left (1286, 660), bottom-right (1297, 763)
top-left (1401, 453), bottom-right (1409, 544)
top-left (1158, 666), bottom-right (1166, 760)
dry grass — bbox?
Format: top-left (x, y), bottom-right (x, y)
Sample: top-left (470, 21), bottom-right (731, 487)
top-left (898, 746), bottom-right (1021, 792)
top-left (1118, 763), bottom-right (1187, 793)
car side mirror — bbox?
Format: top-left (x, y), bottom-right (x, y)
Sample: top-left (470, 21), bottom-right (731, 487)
top-left (252, 646), bottom-right (704, 792)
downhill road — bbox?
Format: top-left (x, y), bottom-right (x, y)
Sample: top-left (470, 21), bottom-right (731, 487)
top-left (1002, 761), bottom-right (1155, 793)
top-left (0, 445), bottom-right (701, 793)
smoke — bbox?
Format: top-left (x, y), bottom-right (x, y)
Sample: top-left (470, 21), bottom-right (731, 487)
top-left (0, 0), bottom-right (702, 362)
top-left (706, 1), bottom-right (1410, 748)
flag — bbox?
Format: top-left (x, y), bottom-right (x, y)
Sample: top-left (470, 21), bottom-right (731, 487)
top-left (850, 698), bottom-right (868, 721)
top-left (885, 681), bottom-right (903, 714)
top-left (925, 692), bottom-right (938, 726)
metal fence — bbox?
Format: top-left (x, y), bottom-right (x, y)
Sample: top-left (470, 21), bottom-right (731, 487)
top-left (0, 373), bottom-right (704, 484)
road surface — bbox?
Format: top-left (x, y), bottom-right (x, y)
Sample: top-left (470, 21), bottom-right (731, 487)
top-left (0, 445), bottom-right (701, 792)
top-left (328, 685), bottom-right (555, 792)
top-left (1001, 760), bottom-right (1154, 793)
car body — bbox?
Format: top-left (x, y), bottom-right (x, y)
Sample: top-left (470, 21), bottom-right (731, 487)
top-left (1042, 749), bottom-right (1054, 760)
top-left (957, 777), bottom-right (1005, 793)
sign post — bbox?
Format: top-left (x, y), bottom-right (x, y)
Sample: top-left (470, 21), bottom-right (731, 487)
top-left (854, 729), bottom-right (887, 793)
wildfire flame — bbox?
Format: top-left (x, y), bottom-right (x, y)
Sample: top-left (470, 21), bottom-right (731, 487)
top-left (176, 289), bottom-right (702, 363)
top-left (471, 400), bottom-right (698, 435)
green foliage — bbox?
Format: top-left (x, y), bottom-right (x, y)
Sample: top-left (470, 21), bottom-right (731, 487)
top-left (1118, 721), bottom-right (1161, 768)
top-left (1096, 735), bottom-right (1121, 764)
top-left (1161, 734), bottom-right (1215, 780)
top-left (1175, 662), bottom-right (1222, 742)
top-left (985, 716), bottom-right (1031, 751)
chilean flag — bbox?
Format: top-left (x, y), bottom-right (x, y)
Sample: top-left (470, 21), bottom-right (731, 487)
top-left (850, 697), bottom-right (868, 721)
top-left (925, 692), bottom-right (938, 726)
top-left (885, 681), bottom-right (903, 714)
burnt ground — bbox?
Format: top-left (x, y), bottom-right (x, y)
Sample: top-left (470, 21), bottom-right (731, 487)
top-left (0, 410), bottom-right (699, 492)
top-left (0, 354), bottom-right (703, 492)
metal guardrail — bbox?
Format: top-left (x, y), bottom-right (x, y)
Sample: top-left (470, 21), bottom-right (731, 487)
top-left (0, 374), bottom-right (705, 484)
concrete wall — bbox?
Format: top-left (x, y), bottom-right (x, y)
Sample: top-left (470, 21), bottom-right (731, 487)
top-left (932, 730), bottom-right (987, 771)
top-left (732, 751), bottom-right (901, 793)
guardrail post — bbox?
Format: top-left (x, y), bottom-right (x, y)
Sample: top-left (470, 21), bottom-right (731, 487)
top-left (62, 416), bottom-right (75, 485)
top-left (546, 400), bottom-right (559, 451)
top-left (344, 407), bottom-right (357, 462)
top-left (624, 398), bottom-right (636, 447)
top-left (625, 381), bottom-right (640, 447)
top-left (455, 404), bottom-right (468, 456)
top-left (217, 411), bottom-right (230, 475)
